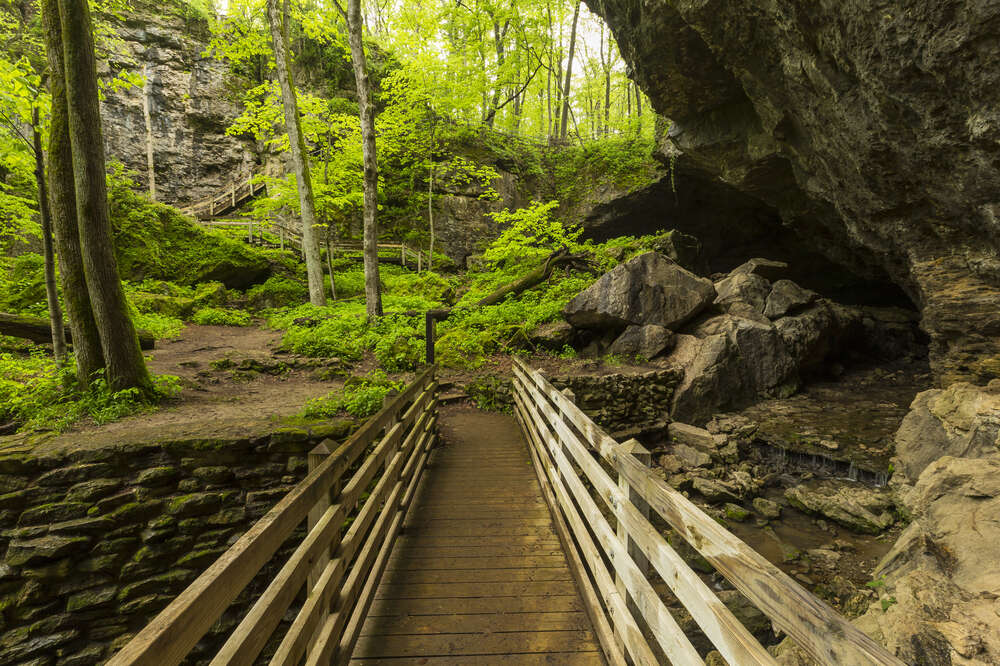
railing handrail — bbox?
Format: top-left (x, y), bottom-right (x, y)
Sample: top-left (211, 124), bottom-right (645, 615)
top-left (511, 357), bottom-right (903, 666)
top-left (109, 366), bottom-right (439, 666)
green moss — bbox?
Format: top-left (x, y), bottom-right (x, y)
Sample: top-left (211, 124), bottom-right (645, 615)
top-left (191, 307), bottom-right (252, 327)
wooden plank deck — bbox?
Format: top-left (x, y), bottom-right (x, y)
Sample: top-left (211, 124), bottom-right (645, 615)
top-left (350, 407), bottom-right (606, 665)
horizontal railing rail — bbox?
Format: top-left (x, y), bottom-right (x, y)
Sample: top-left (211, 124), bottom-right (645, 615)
top-left (109, 366), bottom-right (439, 666)
top-left (511, 357), bottom-right (903, 666)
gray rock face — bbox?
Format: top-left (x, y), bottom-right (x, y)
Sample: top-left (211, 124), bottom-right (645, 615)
top-left (529, 320), bottom-right (575, 350)
top-left (730, 258), bottom-right (789, 282)
top-left (586, 0), bottom-right (1000, 384)
top-left (562, 252), bottom-right (715, 331)
top-left (714, 272), bottom-right (770, 313)
top-left (892, 382), bottom-right (1000, 484)
top-left (784, 480), bottom-right (895, 535)
top-left (607, 324), bottom-right (676, 359)
top-left (852, 456), bottom-right (1000, 664)
top-left (669, 314), bottom-right (796, 423)
top-left (763, 280), bottom-right (817, 319)
top-left (100, 4), bottom-right (255, 206)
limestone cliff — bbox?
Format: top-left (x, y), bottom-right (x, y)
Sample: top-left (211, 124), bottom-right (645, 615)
top-left (586, 0), bottom-right (1000, 385)
top-left (100, 0), bottom-right (256, 206)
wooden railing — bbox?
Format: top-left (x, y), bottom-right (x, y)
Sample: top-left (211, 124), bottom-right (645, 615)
top-left (181, 176), bottom-right (267, 220)
top-left (329, 241), bottom-right (428, 271)
top-left (511, 357), bottom-right (903, 666)
top-left (108, 366), bottom-right (439, 666)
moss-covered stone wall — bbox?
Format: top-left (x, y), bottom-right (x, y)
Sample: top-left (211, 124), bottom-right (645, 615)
top-left (0, 421), bottom-right (352, 664)
top-left (550, 368), bottom-right (683, 437)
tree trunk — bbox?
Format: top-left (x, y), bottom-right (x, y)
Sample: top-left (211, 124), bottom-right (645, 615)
top-left (344, 0), bottom-right (382, 319)
top-left (57, 0), bottom-right (152, 394)
top-left (142, 62), bottom-right (156, 201)
top-left (40, 0), bottom-right (104, 384)
top-left (559, 0), bottom-right (581, 141)
top-left (31, 108), bottom-right (66, 364)
top-left (476, 249), bottom-right (585, 307)
top-left (267, 0), bottom-right (327, 307)
top-left (428, 164), bottom-right (434, 272)
top-left (0, 313), bottom-right (155, 350)
top-left (325, 234), bottom-right (337, 300)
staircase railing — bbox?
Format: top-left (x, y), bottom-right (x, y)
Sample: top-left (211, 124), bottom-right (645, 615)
top-left (108, 366), bottom-right (439, 666)
top-left (511, 357), bottom-right (903, 666)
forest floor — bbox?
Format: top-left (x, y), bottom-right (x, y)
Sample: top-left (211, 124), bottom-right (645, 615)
top-left (38, 323), bottom-right (345, 455)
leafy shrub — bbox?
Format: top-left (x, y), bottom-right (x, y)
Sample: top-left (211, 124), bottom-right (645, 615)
top-left (0, 351), bottom-right (182, 432)
top-left (300, 370), bottom-right (405, 419)
top-left (132, 311), bottom-right (185, 339)
top-left (483, 200), bottom-right (581, 268)
top-left (0, 253), bottom-right (47, 316)
top-left (247, 276), bottom-right (308, 310)
top-left (192, 307), bottom-right (252, 326)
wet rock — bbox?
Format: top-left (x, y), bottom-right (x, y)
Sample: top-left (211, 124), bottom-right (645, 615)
top-left (752, 497), bottom-right (782, 520)
top-left (764, 280), bottom-right (817, 319)
top-left (672, 444), bottom-right (711, 469)
top-left (5, 535), bottom-right (90, 567)
top-left (607, 324), bottom-right (676, 359)
top-left (529, 321), bottom-right (574, 350)
top-left (562, 252), bottom-right (715, 331)
top-left (668, 422), bottom-right (722, 452)
top-left (854, 456), bottom-right (1000, 663)
top-left (784, 480), bottom-right (894, 534)
top-left (691, 478), bottom-right (741, 504)
top-left (723, 503), bottom-right (750, 521)
top-left (669, 314), bottom-right (796, 423)
top-left (806, 548), bottom-right (841, 571)
top-left (730, 258), bottom-right (789, 282)
top-left (714, 271), bottom-right (771, 313)
top-left (892, 382), bottom-right (1000, 485)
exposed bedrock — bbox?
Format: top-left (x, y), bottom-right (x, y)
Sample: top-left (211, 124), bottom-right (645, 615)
top-left (586, 0), bottom-right (1000, 384)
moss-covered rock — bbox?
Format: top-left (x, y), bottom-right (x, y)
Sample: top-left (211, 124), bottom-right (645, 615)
top-left (66, 585), bottom-right (118, 612)
top-left (165, 492), bottom-right (223, 518)
top-left (5, 536), bottom-right (90, 567)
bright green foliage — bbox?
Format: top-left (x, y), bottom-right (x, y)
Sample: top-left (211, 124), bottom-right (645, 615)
top-left (0, 254), bottom-right (47, 316)
top-left (300, 370), bottom-right (404, 419)
top-left (132, 311), bottom-right (185, 339)
top-left (246, 276), bottom-right (309, 310)
top-left (482, 200), bottom-right (581, 267)
top-left (192, 307), bottom-right (253, 327)
top-left (0, 350), bottom-right (182, 432)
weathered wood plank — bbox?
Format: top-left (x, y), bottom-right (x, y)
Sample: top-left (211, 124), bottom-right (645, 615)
top-left (360, 611), bottom-right (592, 636)
top-left (365, 594), bottom-right (588, 617)
top-left (352, 631), bottom-right (600, 658)
top-left (348, 653), bottom-right (606, 666)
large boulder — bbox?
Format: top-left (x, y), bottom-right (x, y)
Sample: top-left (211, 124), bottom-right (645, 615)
top-left (852, 457), bottom-right (1000, 663)
top-left (714, 272), bottom-right (771, 314)
top-left (763, 279), bottom-right (817, 319)
top-left (562, 252), bottom-right (715, 331)
top-left (607, 324), bottom-right (676, 359)
top-left (668, 314), bottom-right (796, 423)
top-left (586, 0), bottom-right (1000, 384)
top-left (892, 382), bottom-right (1000, 485)
top-left (784, 480), bottom-right (895, 534)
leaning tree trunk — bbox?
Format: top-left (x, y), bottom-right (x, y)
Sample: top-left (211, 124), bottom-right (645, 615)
top-left (345, 0), bottom-right (382, 319)
top-left (31, 107), bottom-right (66, 363)
top-left (559, 0), bottom-right (581, 141)
top-left (57, 0), bottom-right (152, 394)
top-left (40, 0), bottom-right (104, 383)
top-left (267, 0), bottom-right (326, 307)
top-left (427, 164), bottom-right (434, 273)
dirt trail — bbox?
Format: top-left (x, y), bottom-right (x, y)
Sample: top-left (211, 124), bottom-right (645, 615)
top-left (40, 324), bottom-right (343, 454)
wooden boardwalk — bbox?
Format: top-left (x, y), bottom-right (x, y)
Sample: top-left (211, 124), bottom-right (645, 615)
top-left (351, 407), bottom-right (606, 665)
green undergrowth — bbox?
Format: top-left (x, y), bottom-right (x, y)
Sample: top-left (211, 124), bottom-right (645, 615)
top-left (192, 307), bottom-right (253, 327)
top-left (268, 203), bottom-right (682, 371)
top-left (0, 348), bottom-right (182, 432)
top-left (300, 370), bottom-right (405, 419)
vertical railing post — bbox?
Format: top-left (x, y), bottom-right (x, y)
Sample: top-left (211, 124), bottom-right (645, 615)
top-left (425, 312), bottom-right (436, 365)
top-left (616, 437), bottom-right (651, 644)
top-left (231, 182), bottom-right (236, 208)
top-left (417, 251), bottom-right (422, 273)
top-left (401, 243), bottom-right (406, 268)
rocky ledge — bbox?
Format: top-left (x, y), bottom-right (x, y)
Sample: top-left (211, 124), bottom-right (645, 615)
top-left (587, 0), bottom-right (1000, 385)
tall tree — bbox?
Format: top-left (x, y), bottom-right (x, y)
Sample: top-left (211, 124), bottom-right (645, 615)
top-left (54, 0), bottom-right (152, 393)
top-left (336, 0), bottom-right (382, 319)
top-left (30, 105), bottom-right (65, 363)
top-left (266, 0), bottom-right (327, 306)
top-left (40, 0), bottom-right (105, 384)
top-left (559, 0), bottom-right (580, 141)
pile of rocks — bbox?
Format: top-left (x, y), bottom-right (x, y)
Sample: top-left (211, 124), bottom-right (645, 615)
top-left (561, 251), bottom-right (911, 423)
